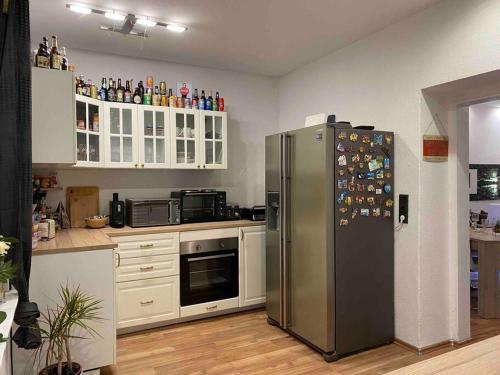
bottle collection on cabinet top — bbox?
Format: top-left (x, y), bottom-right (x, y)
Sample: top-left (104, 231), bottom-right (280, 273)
top-left (34, 35), bottom-right (71, 71)
top-left (76, 75), bottom-right (225, 111)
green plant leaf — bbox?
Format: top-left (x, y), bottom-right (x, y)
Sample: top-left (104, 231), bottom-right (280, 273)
top-left (0, 333), bottom-right (7, 343)
top-left (0, 311), bottom-right (6, 325)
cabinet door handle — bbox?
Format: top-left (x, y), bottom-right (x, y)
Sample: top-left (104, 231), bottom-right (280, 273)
top-left (140, 266), bottom-right (154, 271)
top-left (141, 164), bottom-right (145, 168)
top-left (140, 243), bottom-right (154, 249)
top-left (140, 300), bottom-right (154, 306)
top-left (203, 165), bottom-right (206, 168)
top-left (115, 252), bottom-right (121, 268)
top-left (197, 165), bottom-right (200, 168)
top-left (206, 304), bottom-right (218, 311)
top-left (134, 163), bottom-right (138, 168)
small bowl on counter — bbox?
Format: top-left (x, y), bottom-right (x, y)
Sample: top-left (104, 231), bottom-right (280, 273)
top-left (85, 216), bottom-right (108, 229)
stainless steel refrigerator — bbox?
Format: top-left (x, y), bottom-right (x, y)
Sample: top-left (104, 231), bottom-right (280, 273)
top-left (265, 123), bottom-right (394, 361)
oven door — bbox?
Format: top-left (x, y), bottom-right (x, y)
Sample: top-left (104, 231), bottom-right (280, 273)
top-left (180, 249), bottom-right (239, 306)
top-left (181, 192), bottom-right (218, 223)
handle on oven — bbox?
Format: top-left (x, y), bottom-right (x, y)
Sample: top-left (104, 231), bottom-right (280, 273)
top-left (187, 253), bottom-right (235, 262)
top-left (183, 192), bottom-right (218, 196)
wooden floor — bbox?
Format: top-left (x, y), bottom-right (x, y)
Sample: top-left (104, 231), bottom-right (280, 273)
top-left (103, 310), bottom-right (500, 375)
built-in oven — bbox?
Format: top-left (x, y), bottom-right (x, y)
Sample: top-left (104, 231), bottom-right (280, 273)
top-left (171, 190), bottom-right (226, 223)
top-left (180, 237), bottom-right (239, 307)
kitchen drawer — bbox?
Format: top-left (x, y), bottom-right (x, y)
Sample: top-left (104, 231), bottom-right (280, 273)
top-left (117, 276), bottom-right (179, 329)
top-left (116, 254), bottom-right (179, 283)
top-left (113, 232), bottom-right (180, 258)
top-left (180, 297), bottom-right (239, 318)
top-left (179, 228), bottom-right (238, 242)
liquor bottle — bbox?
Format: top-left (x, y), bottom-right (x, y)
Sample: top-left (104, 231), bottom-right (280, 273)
top-left (169, 88), bottom-right (177, 108)
top-left (124, 80), bottom-right (132, 103)
top-left (116, 79), bottom-right (124, 102)
top-left (146, 75), bottom-right (154, 89)
top-left (90, 80), bottom-right (98, 99)
top-left (213, 91), bottom-right (220, 111)
top-left (138, 81), bottom-right (145, 100)
top-left (50, 35), bottom-right (61, 70)
top-left (99, 78), bottom-right (108, 101)
top-left (205, 90), bottom-right (213, 111)
top-left (35, 42), bottom-right (50, 68)
top-left (199, 90), bottom-right (206, 110)
top-left (152, 86), bottom-right (160, 106)
top-left (192, 88), bottom-right (199, 109)
top-left (61, 47), bottom-right (69, 71)
top-left (143, 88), bottom-right (152, 105)
top-left (133, 84), bottom-right (142, 104)
top-left (76, 76), bottom-right (84, 95)
top-left (159, 82), bottom-right (167, 106)
top-left (108, 78), bottom-right (117, 102)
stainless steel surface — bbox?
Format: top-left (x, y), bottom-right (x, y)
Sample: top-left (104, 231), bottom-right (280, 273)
top-left (180, 237), bottom-right (238, 256)
top-left (265, 133), bottom-right (283, 326)
top-left (187, 253), bottom-right (235, 262)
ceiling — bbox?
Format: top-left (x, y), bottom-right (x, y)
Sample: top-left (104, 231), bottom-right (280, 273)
top-left (30, 0), bottom-right (442, 76)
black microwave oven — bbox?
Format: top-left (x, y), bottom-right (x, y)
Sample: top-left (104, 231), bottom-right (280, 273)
top-left (171, 190), bottom-right (227, 223)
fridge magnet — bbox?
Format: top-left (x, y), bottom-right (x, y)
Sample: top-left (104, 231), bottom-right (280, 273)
top-left (361, 208), bottom-right (370, 217)
top-left (338, 131), bottom-right (347, 140)
top-left (338, 179), bottom-right (348, 189)
top-left (376, 170), bottom-right (384, 179)
top-left (372, 208), bottom-right (381, 217)
top-left (357, 172), bottom-right (366, 179)
top-left (345, 196), bottom-right (353, 206)
top-left (384, 210), bottom-right (392, 217)
top-left (338, 155), bottom-right (347, 166)
top-left (384, 158), bottom-right (391, 169)
top-left (367, 184), bottom-right (375, 192)
top-left (423, 135), bottom-right (448, 162)
top-left (364, 154), bottom-right (372, 162)
top-left (358, 146), bottom-right (365, 153)
top-left (340, 219), bottom-right (349, 226)
top-left (373, 134), bottom-right (383, 145)
top-left (348, 165), bottom-right (355, 174)
top-left (357, 183), bottom-right (365, 192)
top-left (367, 197), bottom-right (376, 205)
top-left (385, 199), bottom-right (394, 208)
top-left (362, 135), bottom-right (370, 144)
top-left (337, 142), bottom-right (345, 152)
top-left (338, 169), bottom-right (345, 176)
top-left (349, 133), bottom-right (358, 142)
top-left (355, 195), bottom-right (365, 205)
top-left (385, 135), bottom-right (393, 145)
top-left (368, 159), bottom-right (382, 171)
top-left (352, 154), bottom-right (360, 163)
top-left (337, 192), bottom-right (347, 204)
top-left (367, 172), bottom-right (375, 180)
top-left (376, 180), bottom-right (385, 186)
top-left (359, 162), bottom-right (365, 169)
top-left (381, 146), bottom-right (391, 159)
top-left (376, 189), bottom-right (382, 195)
top-left (384, 184), bottom-right (392, 193)
top-left (339, 207), bottom-right (348, 213)
top-left (348, 182), bottom-right (355, 192)
top-left (351, 208), bottom-right (358, 219)
top-left (385, 172), bottom-right (392, 179)
top-left (369, 148), bottom-right (376, 153)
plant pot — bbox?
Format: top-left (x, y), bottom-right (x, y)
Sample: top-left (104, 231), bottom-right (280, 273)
top-left (38, 362), bottom-right (82, 375)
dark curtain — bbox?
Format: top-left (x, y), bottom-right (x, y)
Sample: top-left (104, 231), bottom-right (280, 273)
top-left (0, 0), bottom-right (41, 349)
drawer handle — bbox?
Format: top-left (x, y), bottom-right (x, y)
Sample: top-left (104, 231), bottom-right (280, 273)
top-left (140, 300), bottom-right (154, 306)
top-left (140, 243), bottom-right (154, 249)
top-left (140, 266), bottom-right (154, 271)
top-left (206, 304), bottom-right (218, 311)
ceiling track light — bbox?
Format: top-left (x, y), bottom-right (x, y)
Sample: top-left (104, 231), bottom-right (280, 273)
top-left (166, 24), bottom-right (187, 33)
top-left (68, 4), bottom-right (91, 14)
top-left (136, 18), bottom-right (157, 27)
top-left (104, 11), bottom-right (126, 21)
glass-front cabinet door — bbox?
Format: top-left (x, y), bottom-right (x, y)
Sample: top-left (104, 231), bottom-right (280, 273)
top-left (200, 111), bottom-right (227, 169)
top-left (75, 94), bottom-right (104, 167)
top-left (170, 108), bottom-right (200, 169)
top-left (104, 102), bottom-right (138, 168)
top-left (138, 106), bottom-right (170, 168)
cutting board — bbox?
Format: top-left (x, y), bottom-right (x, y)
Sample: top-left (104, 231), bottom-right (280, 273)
top-left (67, 186), bottom-right (99, 228)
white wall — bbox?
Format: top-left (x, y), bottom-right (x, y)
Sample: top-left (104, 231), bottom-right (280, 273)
top-left (469, 102), bottom-right (500, 213)
top-left (278, 0), bottom-right (500, 348)
top-left (35, 48), bottom-right (279, 214)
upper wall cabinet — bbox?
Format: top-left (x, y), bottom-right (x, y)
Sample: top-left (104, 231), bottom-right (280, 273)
top-left (104, 102), bottom-right (138, 168)
top-left (75, 95), bottom-right (104, 167)
top-left (200, 111), bottom-right (227, 169)
top-left (32, 68), bottom-right (76, 165)
top-left (138, 106), bottom-right (171, 168)
top-left (170, 108), bottom-right (200, 169)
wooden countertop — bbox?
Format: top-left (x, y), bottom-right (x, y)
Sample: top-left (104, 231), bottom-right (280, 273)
top-left (470, 228), bottom-right (500, 242)
top-left (387, 334), bottom-right (500, 374)
top-left (34, 220), bottom-right (266, 255)
top-left (103, 220), bottom-right (265, 237)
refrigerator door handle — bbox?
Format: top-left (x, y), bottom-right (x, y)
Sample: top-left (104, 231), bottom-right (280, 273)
top-left (282, 133), bottom-right (292, 329)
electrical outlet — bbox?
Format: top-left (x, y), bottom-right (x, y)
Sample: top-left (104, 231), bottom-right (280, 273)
top-left (399, 194), bottom-right (409, 224)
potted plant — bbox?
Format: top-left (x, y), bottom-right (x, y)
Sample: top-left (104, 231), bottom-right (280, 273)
top-left (35, 285), bottom-right (103, 375)
top-left (494, 220), bottom-right (500, 234)
top-left (0, 235), bottom-right (18, 302)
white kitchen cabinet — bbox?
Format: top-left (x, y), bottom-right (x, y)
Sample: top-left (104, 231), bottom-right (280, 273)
top-left (239, 225), bottom-right (266, 307)
top-left (200, 110), bottom-right (228, 169)
top-left (138, 105), bottom-right (171, 168)
top-left (32, 68), bottom-right (76, 165)
top-left (103, 102), bottom-right (138, 168)
top-left (75, 94), bottom-right (105, 167)
top-left (170, 107), bottom-right (201, 169)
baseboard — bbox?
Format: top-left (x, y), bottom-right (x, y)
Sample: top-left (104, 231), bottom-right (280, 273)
top-left (394, 336), bottom-right (472, 355)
